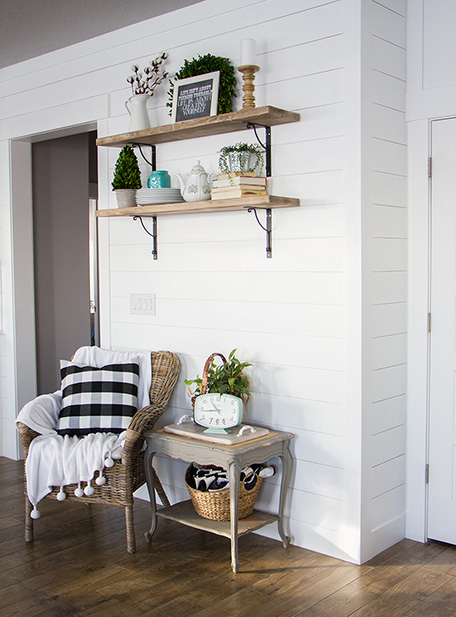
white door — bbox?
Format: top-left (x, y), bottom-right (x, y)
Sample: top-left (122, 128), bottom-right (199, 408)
top-left (428, 117), bottom-right (456, 543)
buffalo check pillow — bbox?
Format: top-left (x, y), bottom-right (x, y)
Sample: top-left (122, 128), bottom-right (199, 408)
top-left (56, 361), bottom-right (140, 436)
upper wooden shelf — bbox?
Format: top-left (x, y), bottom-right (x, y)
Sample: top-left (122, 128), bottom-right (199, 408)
top-left (95, 194), bottom-right (300, 217)
top-left (96, 106), bottom-right (300, 148)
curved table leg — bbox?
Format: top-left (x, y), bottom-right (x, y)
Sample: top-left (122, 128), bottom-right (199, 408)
top-left (278, 444), bottom-right (292, 548)
top-left (229, 460), bottom-right (240, 573)
top-left (144, 448), bottom-right (158, 543)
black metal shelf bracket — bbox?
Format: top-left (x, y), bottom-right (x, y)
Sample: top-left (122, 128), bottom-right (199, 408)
top-left (132, 143), bottom-right (156, 170)
top-left (246, 207), bottom-right (272, 258)
top-left (132, 215), bottom-right (158, 259)
top-left (246, 122), bottom-right (271, 177)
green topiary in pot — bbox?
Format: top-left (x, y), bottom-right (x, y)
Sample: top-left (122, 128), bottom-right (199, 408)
top-left (167, 53), bottom-right (237, 116)
top-left (112, 145), bottom-right (142, 190)
top-left (111, 145), bottom-right (141, 208)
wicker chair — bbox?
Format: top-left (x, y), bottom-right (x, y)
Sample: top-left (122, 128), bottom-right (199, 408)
top-left (17, 350), bottom-right (180, 554)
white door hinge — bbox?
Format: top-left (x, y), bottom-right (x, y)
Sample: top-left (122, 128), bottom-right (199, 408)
top-left (425, 464), bottom-right (430, 484)
top-left (428, 157), bottom-right (432, 179)
top-left (427, 312), bottom-right (431, 333)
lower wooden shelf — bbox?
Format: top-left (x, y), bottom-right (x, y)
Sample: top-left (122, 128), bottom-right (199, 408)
top-left (95, 194), bottom-right (299, 217)
top-left (156, 500), bottom-right (279, 539)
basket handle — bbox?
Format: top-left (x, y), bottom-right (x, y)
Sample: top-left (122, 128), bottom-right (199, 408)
top-left (200, 352), bottom-right (227, 395)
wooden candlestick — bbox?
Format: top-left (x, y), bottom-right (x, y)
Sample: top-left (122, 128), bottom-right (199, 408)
top-left (238, 65), bottom-right (260, 109)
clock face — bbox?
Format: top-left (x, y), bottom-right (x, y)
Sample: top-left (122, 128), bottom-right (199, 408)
top-left (194, 393), bottom-right (243, 433)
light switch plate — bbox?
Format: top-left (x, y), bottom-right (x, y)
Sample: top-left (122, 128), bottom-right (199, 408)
top-left (130, 293), bottom-right (156, 315)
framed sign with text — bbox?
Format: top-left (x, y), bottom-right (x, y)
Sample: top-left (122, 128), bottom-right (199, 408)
top-left (171, 71), bottom-right (220, 122)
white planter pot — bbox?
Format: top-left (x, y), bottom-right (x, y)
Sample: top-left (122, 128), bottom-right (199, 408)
top-left (115, 189), bottom-right (136, 208)
top-left (227, 151), bottom-right (261, 174)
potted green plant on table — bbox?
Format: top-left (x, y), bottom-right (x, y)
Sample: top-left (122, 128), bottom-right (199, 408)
top-left (218, 142), bottom-right (265, 179)
top-left (111, 145), bottom-right (141, 208)
top-left (185, 349), bottom-right (252, 405)
top-left (184, 350), bottom-right (260, 522)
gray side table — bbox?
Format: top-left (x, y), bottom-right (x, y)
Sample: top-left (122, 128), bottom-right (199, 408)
top-left (143, 428), bottom-right (294, 573)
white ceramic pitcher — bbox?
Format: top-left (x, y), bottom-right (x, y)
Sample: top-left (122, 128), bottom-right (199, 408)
top-left (125, 94), bottom-right (150, 131)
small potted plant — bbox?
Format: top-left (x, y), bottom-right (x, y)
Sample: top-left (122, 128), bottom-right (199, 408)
top-left (218, 142), bottom-right (264, 178)
top-left (185, 349), bottom-right (252, 404)
top-left (111, 145), bottom-right (141, 208)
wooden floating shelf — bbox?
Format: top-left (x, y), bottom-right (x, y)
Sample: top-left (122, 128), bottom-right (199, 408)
top-left (96, 106), bottom-right (300, 148)
top-left (95, 195), bottom-right (300, 218)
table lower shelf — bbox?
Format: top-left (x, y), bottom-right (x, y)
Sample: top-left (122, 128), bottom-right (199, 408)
top-left (156, 500), bottom-right (279, 539)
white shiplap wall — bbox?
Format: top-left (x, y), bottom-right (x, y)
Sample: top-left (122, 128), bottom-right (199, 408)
top-left (0, 0), bottom-right (407, 563)
top-left (362, 0), bottom-right (407, 561)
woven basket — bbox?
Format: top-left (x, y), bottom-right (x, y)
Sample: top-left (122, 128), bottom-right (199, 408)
top-left (185, 465), bottom-right (262, 521)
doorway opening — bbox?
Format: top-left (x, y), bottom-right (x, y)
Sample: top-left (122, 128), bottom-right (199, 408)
top-left (31, 130), bottom-right (99, 394)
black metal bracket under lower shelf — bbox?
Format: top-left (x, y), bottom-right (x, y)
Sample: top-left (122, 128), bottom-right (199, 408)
top-left (132, 215), bottom-right (158, 259)
top-left (245, 207), bottom-right (272, 258)
top-left (133, 208), bottom-right (273, 260)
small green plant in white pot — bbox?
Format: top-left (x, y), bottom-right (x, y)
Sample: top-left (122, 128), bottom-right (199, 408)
top-left (111, 145), bottom-right (141, 208)
top-left (218, 142), bottom-right (264, 179)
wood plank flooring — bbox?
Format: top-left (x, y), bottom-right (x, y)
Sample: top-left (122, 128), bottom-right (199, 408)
top-left (2, 456), bottom-right (456, 617)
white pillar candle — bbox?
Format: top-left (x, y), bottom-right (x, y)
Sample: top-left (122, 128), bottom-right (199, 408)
top-left (240, 38), bottom-right (256, 66)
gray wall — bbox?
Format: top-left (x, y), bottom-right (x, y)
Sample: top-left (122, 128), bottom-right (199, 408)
top-left (32, 133), bottom-right (92, 393)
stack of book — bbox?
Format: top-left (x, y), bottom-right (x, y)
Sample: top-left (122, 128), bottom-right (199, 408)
top-left (211, 173), bottom-right (267, 200)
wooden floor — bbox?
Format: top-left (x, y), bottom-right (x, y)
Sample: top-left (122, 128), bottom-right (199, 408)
top-left (2, 457), bottom-right (456, 617)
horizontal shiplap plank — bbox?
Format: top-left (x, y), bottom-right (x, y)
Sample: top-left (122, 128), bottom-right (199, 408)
top-left (372, 69), bottom-right (405, 112)
top-left (371, 394), bottom-right (406, 435)
top-left (372, 104), bottom-right (406, 145)
top-left (111, 269), bottom-right (345, 306)
top-left (371, 170), bottom-right (407, 207)
top-left (108, 236), bottom-right (345, 273)
top-left (258, 481), bottom-right (344, 532)
top-left (371, 454), bottom-right (406, 499)
top-left (372, 1), bottom-right (406, 48)
top-left (371, 425), bottom-right (406, 467)
top-left (371, 139), bottom-right (407, 176)
top-left (373, 364), bottom-right (407, 402)
top-left (372, 333), bottom-right (407, 370)
top-left (246, 394), bottom-right (345, 436)
top-left (374, 0), bottom-right (406, 17)
top-left (372, 36), bottom-right (406, 81)
top-left (372, 238), bottom-right (407, 271)
top-left (110, 297), bottom-right (345, 338)
top-left (372, 204), bottom-right (407, 238)
top-left (291, 460), bottom-right (345, 500)
top-left (371, 484), bottom-right (406, 532)
top-left (372, 272), bottom-right (407, 304)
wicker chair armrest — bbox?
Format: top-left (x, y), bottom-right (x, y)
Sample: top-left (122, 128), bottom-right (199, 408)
top-left (16, 422), bottom-right (41, 457)
top-left (122, 403), bottom-right (165, 466)
top-left (122, 351), bottom-right (180, 467)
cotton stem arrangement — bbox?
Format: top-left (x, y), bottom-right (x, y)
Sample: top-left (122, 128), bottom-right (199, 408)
top-left (127, 52), bottom-right (169, 96)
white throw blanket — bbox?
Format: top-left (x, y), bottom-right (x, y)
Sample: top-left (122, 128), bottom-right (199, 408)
top-left (16, 346), bottom-right (152, 518)
top-left (24, 431), bottom-right (126, 516)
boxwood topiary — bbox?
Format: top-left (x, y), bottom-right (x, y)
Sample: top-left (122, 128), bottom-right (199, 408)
top-left (111, 145), bottom-right (141, 190)
top-left (167, 53), bottom-right (237, 116)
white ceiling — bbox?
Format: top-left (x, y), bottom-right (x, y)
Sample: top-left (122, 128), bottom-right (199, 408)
top-left (0, 0), bottom-right (204, 70)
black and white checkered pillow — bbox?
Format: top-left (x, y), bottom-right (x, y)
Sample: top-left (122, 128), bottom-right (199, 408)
top-left (56, 362), bottom-right (140, 436)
